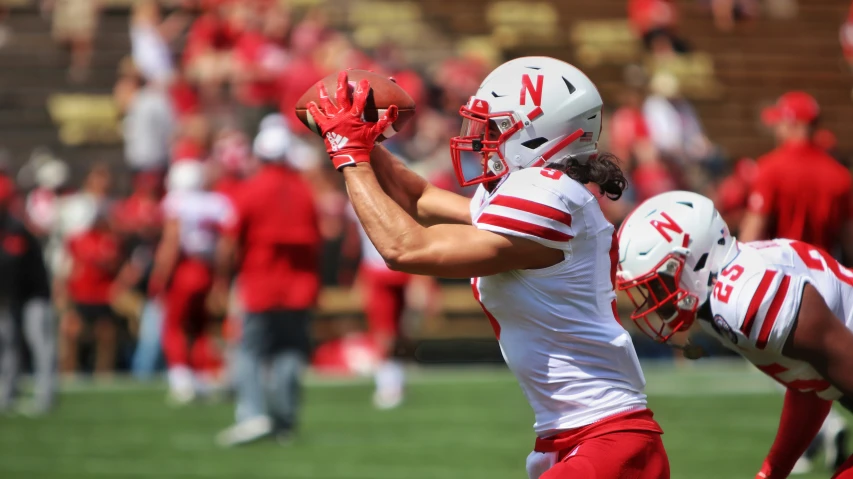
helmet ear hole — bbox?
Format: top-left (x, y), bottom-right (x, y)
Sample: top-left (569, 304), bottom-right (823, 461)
top-left (693, 253), bottom-right (708, 272)
top-left (521, 137), bottom-right (548, 149)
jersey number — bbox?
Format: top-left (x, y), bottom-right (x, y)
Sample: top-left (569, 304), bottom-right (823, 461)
top-left (789, 241), bottom-right (853, 287)
top-left (712, 264), bottom-right (745, 304)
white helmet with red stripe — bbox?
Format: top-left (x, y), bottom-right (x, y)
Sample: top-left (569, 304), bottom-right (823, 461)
top-left (616, 191), bottom-right (736, 342)
top-left (450, 56), bottom-right (603, 187)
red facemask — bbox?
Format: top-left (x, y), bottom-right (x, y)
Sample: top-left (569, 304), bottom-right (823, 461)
top-left (449, 98), bottom-right (523, 187)
top-left (617, 254), bottom-right (699, 343)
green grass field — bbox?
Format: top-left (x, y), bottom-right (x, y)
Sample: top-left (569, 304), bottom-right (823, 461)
top-left (0, 361), bottom-right (845, 479)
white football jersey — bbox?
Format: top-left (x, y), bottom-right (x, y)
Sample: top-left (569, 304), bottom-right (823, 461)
top-left (703, 239), bottom-right (853, 400)
top-left (470, 167), bottom-right (648, 436)
top-left (163, 190), bottom-right (234, 259)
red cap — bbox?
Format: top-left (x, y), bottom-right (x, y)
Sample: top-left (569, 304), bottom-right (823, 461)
top-left (761, 91), bottom-right (820, 125)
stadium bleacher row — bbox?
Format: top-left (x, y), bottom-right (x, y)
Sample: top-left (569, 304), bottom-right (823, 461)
top-left (1, 0), bottom-right (852, 342)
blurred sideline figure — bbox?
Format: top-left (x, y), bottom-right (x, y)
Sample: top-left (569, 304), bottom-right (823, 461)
top-left (149, 161), bottom-right (232, 404)
top-left (113, 172), bottom-right (165, 379)
top-left (617, 191), bottom-right (853, 479)
top-left (740, 91), bottom-right (852, 473)
top-left (58, 165), bottom-right (119, 375)
top-left (214, 126), bottom-right (320, 447)
top-left (0, 176), bottom-right (54, 414)
top-left (348, 205), bottom-right (409, 409)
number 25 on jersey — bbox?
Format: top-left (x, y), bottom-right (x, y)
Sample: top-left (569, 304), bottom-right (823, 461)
top-left (712, 265), bottom-right (745, 303)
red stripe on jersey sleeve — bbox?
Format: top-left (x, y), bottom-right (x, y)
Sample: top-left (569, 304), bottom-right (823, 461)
top-left (490, 195), bottom-right (573, 228)
top-left (478, 213), bottom-right (573, 242)
top-left (757, 275), bottom-right (791, 350)
top-left (741, 270), bottom-right (777, 336)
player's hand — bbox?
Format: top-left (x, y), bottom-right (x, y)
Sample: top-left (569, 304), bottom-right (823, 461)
top-left (306, 71), bottom-right (398, 171)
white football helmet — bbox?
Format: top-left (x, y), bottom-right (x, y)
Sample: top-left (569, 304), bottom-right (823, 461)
top-left (616, 191), bottom-right (736, 342)
top-left (450, 56), bottom-right (603, 186)
top-left (167, 160), bottom-right (206, 192)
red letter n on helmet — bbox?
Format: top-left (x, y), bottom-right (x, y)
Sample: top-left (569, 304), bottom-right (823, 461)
top-left (520, 74), bottom-right (544, 107)
top-left (650, 212), bottom-right (684, 243)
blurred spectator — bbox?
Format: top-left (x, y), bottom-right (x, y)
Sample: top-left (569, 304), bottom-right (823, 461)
top-left (232, 3), bottom-right (290, 137)
top-left (47, 0), bottom-right (99, 82)
top-left (150, 161), bottom-right (231, 404)
top-left (610, 86), bottom-right (652, 163)
top-left (0, 176), bottom-right (54, 414)
top-left (23, 154), bottom-right (69, 240)
top-left (714, 157), bottom-right (757, 232)
top-left (631, 141), bottom-right (677, 202)
top-left (643, 72), bottom-right (721, 183)
top-left (130, 0), bottom-right (189, 86)
top-left (214, 127), bottom-right (320, 447)
top-left (113, 172), bottom-right (164, 379)
top-left (53, 164), bottom-right (113, 374)
top-left (120, 62), bottom-right (176, 173)
top-left (210, 126), bottom-right (251, 200)
top-left (701, 0), bottom-right (759, 32)
top-left (276, 11), bottom-right (329, 131)
top-left (628, 0), bottom-right (689, 55)
top-left (172, 114), bottom-right (211, 163)
top-left (184, 0), bottom-right (249, 106)
top-left (62, 205), bottom-right (122, 375)
top-left (346, 202), bottom-right (409, 410)
top-left (740, 91), bottom-right (853, 263)
top-left (842, 2), bottom-right (853, 69)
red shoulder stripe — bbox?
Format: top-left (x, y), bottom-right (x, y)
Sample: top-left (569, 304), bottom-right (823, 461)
top-left (756, 275), bottom-right (791, 350)
top-left (490, 195), bottom-right (572, 228)
top-left (478, 213), bottom-right (573, 242)
top-left (741, 270), bottom-right (776, 336)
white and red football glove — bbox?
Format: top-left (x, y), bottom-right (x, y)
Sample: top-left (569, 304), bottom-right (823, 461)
top-left (307, 71), bottom-right (398, 171)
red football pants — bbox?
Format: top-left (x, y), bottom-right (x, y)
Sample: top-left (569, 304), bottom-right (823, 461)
top-left (541, 429), bottom-right (669, 479)
top-left (162, 258), bottom-right (221, 372)
top-left (361, 266), bottom-right (410, 339)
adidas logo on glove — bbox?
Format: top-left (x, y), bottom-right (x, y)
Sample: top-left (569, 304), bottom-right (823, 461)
top-left (326, 133), bottom-right (349, 152)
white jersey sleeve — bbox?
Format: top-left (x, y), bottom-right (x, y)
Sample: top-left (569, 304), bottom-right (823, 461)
top-left (711, 249), bottom-right (810, 354)
top-left (473, 168), bottom-right (586, 251)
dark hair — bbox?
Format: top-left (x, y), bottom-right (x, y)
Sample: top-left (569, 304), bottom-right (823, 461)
top-left (558, 153), bottom-right (628, 201)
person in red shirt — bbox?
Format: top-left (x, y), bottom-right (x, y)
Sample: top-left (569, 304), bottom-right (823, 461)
top-left (740, 91), bottom-right (853, 261)
top-left (740, 91), bottom-right (853, 474)
top-left (65, 207), bottom-right (123, 375)
top-left (213, 126), bottom-right (320, 447)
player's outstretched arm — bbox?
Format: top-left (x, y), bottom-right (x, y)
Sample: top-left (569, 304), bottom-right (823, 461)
top-left (344, 164), bottom-right (563, 278)
top-left (370, 144), bottom-right (471, 227)
top-left (755, 388), bottom-right (832, 479)
top-left (783, 284), bottom-right (853, 397)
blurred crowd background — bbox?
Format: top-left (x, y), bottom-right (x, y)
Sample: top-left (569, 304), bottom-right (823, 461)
top-left (0, 0), bottom-right (851, 409)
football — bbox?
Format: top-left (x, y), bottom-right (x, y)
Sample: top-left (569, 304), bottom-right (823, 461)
top-left (294, 70), bottom-right (416, 142)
